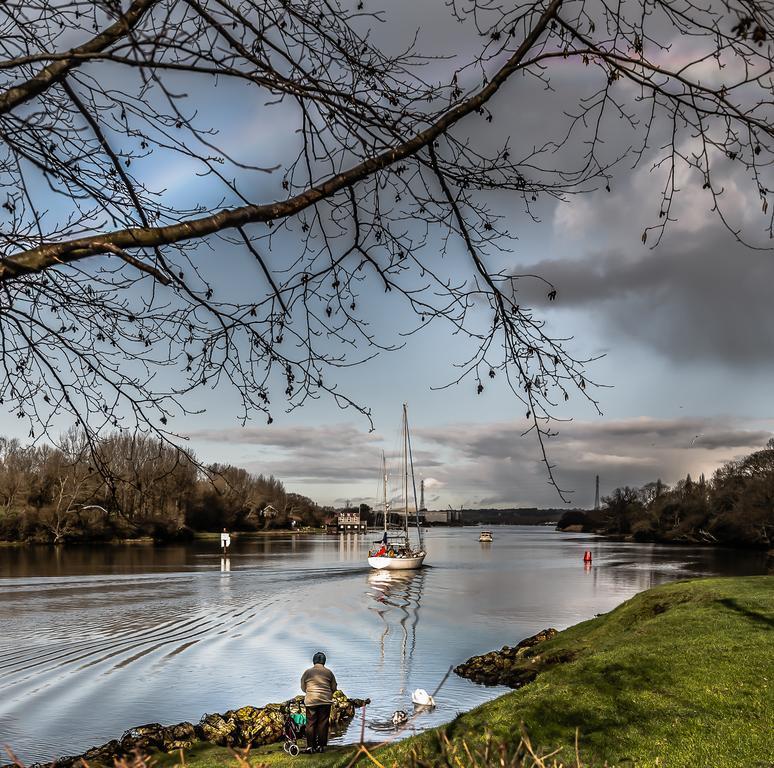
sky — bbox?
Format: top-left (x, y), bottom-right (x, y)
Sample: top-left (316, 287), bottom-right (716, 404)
top-left (2, 0), bottom-right (773, 509)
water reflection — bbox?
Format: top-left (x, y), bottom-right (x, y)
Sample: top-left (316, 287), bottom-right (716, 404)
top-left (339, 532), bottom-right (366, 561)
top-left (0, 528), bottom-right (768, 764)
top-left (366, 570), bottom-right (425, 694)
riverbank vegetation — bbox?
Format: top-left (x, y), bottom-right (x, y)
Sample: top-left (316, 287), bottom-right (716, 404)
top-left (0, 430), bottom-right (324, 544)
top-left (377, 576), bottom-right (774, 767)
top-left (147, 733), bottom-right (574, 768)
top-left (558, 441), bottom-right (774, 549)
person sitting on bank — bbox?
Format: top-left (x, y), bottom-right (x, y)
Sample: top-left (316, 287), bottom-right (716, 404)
top-left (300, 651), bottom-right (337, 753)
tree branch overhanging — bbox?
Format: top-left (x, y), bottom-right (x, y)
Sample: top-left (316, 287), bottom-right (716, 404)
top-left (0, 0), bottom-right (564, 281)
top-left (0, 0), bottom-right (158, 116)
top-left (0, 0), bottom-right (771, 499)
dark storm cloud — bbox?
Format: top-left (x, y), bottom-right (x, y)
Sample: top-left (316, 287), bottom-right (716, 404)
top-left (509, 235), bottom-right (774, 365)
top-left (417, 418), bottom-right (772, 458)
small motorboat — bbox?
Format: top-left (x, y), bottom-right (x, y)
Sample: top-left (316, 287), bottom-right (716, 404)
top-left (478, 530), bottom-right (493, 543)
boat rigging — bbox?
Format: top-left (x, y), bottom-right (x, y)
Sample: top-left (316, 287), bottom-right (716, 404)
top-left (367, 404), bottom-right (426, 571)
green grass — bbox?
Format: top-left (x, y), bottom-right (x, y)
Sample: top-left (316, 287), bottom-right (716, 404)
top-left (152, 741), bottom-right (357, 768)
top-left (383, 575), bottom-right (774, 767)
top-left (148, 576), bottom-right (773, 768)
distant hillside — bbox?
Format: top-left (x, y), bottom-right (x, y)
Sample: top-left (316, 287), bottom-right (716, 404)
top-left (426, 508), bottom-right (576, 525)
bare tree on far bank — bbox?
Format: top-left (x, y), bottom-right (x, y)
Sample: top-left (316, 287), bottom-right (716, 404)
top-left (0, 0), bottom-right (773, 498)
top-left (0, 430), bottom-right (321, 542)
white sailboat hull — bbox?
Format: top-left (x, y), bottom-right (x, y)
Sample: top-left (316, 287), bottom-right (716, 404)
top-left (368, 552), bottom-right (426, 570)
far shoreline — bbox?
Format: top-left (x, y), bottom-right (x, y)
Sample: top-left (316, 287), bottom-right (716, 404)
top-left (0, 529), bottom-right (326, 547)
top-left (2, 524), bottom-right (771, 553)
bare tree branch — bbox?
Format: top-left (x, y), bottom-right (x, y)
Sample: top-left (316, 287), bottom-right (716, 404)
top-left (0, 0), bottom-right (770, 497)
top-left (0, 0), bottom-right (158, 115)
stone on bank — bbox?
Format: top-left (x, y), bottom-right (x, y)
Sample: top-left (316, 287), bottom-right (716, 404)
top-left (6, 691), bottom-right (366, 768)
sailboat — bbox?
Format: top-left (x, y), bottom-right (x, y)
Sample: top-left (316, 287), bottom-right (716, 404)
top-left (368, 404), bottom-right (426, 571)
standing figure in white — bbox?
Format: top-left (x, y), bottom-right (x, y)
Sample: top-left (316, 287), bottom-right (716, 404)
top-left (220, 527), bottom-right (231, 554)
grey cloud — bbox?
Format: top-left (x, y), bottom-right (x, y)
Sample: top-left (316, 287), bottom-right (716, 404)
top-left (333, 496), bottom-right (373, 505)
top-left (558, 421), bottom-right (772, 451)
top-left (186, 423), bottom-right (382, 450)
top-left (242, 455), bottom-right (380, 484)
top-left (415, 417), bottom-right (772, 506)
top-left (509, 238), bottom-right (774, 364)
top-left (685, 430), bottom-right (773, 450)
top-left (187, 418), bottom-right (772, 506)
top-left (188, 422), bottom-right (442, 486)
top-left (418, 418), bottom-right (772, 458)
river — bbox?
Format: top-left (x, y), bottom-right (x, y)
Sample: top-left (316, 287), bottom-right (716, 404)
top-left (0, 527), bottom-right (767, 763)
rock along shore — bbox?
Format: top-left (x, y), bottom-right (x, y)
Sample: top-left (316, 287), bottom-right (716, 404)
top-left (5, 691), bottom-right (367, 768)
top-left (453, 628), bottom-right (566, 688)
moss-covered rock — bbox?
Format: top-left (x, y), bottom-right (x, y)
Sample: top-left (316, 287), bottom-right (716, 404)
top-left (229, 704), bottom-right (284, 747)
top-left (195, 692), bottom-right (365, 749)
top-left (330, 689), bottom-right (357, 725)
top-left (454, 628), bottom-right (560, 687)
top-left (196, 712), bottom-right (237, 745)
top-left (11, 692), bottom-right (367, 768)
top-left (120, 722), bottom-right (198, 753)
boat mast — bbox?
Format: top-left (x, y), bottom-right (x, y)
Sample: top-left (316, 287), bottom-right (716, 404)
top-left (405, 415), bottom-right (424, 551)
top-left (403, 403), bottom-right (410, 540)
top-left (382, 450), bottom-right (388, 535)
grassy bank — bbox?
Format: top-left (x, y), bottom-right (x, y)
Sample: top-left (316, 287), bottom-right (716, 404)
top-left (150, 576), bottom-right (773, 767)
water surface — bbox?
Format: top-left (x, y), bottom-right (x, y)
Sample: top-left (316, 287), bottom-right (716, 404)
top-left (0, 528), bottom-right (767, 763)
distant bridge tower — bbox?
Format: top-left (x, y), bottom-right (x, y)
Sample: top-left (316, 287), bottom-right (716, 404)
top-left (420, 478), bottom-right (426, 511)
top-left (594, 475), bottom-right (600, 511)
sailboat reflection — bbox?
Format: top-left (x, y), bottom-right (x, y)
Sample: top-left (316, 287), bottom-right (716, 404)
top-left (366, 569), bottom-right (425, 695)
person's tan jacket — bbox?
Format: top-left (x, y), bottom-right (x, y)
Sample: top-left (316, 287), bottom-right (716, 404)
top-left (300, 663), bottom-right (338, 706)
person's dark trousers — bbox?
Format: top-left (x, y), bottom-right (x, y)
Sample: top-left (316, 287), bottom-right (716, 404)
top-left (305, 704), bottom-right (332, 750)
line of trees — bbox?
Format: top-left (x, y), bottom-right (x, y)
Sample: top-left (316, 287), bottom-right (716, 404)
top-left (558, 441), bottom-right (774, 549)
top-left (0, 429), bottom-right (324, 543)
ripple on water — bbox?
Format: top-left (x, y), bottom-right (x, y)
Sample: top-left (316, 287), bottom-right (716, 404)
top-left (0, 529), bottom-right (767, 763)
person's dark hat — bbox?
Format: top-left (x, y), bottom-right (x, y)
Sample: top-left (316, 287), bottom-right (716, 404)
top-left (313, 651), bottom-right (326, 665)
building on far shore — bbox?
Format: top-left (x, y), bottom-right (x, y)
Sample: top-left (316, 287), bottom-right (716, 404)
top-left (323, 514), bottom-right (338, 533)
top-left (337, 510), bottom-right (367, 533)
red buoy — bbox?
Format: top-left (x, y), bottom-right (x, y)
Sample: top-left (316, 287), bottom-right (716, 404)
top-left (583, 550), bottom-right (592, 563)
